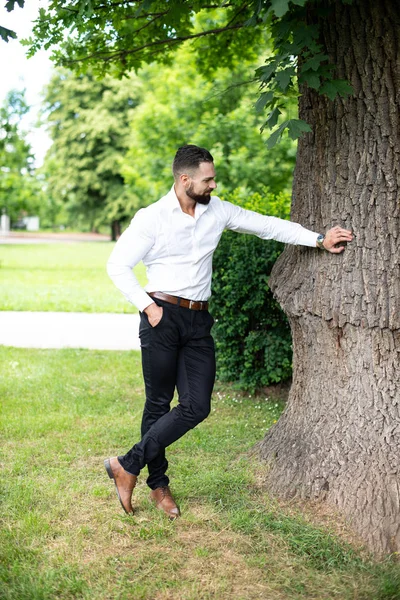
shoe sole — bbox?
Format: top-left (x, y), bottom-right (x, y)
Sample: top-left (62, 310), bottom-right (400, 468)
top-left (104, 458), bottom-right (132, 515)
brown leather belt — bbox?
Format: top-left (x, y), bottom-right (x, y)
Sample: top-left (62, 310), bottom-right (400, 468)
top-left (149, 292), bottom-right (209, 311)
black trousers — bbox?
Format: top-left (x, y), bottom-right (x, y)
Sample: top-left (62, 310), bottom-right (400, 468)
top-left (118, 298), bottom-right (216, 489)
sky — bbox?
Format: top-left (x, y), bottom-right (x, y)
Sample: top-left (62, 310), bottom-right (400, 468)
top-left (0, 0), bottom-right (53, 165)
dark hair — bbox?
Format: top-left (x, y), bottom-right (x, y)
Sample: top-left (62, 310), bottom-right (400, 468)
top-left (172, 144), bottom-right (214, 178)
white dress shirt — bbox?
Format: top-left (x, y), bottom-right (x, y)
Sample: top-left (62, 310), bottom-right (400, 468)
top-left (107, 186), bottom-right (319, 311)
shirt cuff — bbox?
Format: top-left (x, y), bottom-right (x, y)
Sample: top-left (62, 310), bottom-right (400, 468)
top-left (131, 290), bottom-right (155, 312)
top-left (300, 230), bottom-right (320, 248)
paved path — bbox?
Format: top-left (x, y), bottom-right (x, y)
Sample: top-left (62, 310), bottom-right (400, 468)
top-left (0, 312), bottom-right (141, 351)
top-left (0, 232), bottom-right (110, 244)
top-left (0, 234), bottom-right (138, 350)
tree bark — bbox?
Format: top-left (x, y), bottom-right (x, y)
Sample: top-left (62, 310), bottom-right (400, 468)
top-left (258, 0), bottom-right (400, 554)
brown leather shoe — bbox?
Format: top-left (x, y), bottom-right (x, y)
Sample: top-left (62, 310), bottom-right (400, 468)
top-left (150, 486), bottom-right (180, 519)
top-left (104, 457), bottom-right (137, 515)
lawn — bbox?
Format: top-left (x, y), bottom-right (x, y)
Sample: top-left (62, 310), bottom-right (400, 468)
top-left (1, 242), bottom-right (400, 599)
top-left (0, 243), bottom-right (146, 313)
top-left (1, 346), bottom-right (399, 600)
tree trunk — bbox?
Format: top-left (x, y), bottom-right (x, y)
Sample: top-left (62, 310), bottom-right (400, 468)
top-left (111, 219), bottom-right (121, 241)
top-left (258, 0), bottom-right (400, 554)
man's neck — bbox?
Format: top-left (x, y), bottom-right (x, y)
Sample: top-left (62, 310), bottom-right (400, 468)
top-left (174, 185), bottom-right (196, 217)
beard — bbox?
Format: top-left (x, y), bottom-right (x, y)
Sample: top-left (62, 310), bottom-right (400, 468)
top-left (186, 183), bottom-right (211, 205)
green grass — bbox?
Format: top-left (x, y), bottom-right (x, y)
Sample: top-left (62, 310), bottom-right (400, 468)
top-left (0, 243), bottom-right (146, 313)
top-left (1, 347), bottom-right (400, 600)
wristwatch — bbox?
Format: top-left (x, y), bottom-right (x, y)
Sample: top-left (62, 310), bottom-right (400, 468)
top-left (316, 234), bottom-right (326, 250)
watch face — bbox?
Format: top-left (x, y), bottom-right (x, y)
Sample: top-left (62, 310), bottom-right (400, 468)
top-left (317, 234), bottom-right (324, 243)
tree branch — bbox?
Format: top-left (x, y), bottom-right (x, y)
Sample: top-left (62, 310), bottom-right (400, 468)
top-left (124, 11), bottom-right (170, 33)
top-left (66, 22), bottom-right (245, 64)
top-left (93, 1), bottom-right (141, 8)
top-left (226, 1), bottom-right (252, 27)
top-left (91, 1), bottom-right (236, 11)
top-left (122, 11), bottom-right (169, 20)
top-left (204, 77), bottom-right (257, 102)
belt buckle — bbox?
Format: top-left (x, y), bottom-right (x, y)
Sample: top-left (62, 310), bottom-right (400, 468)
top-left (189, 300), bottom-right (194, 310)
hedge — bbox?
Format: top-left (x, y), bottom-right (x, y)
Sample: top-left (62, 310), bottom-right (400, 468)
top-left (210, 189), bottom-right (292, 391)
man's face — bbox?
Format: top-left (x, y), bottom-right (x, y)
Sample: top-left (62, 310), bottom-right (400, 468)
top-left (184, 161), bottom-right (217, 205)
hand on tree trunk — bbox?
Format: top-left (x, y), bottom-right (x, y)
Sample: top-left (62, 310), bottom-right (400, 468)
top-left (322, 227), bottom-right (353, 253)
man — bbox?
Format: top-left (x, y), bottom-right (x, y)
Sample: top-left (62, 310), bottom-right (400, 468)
top-left (104, 144), bottom-right (353, 519)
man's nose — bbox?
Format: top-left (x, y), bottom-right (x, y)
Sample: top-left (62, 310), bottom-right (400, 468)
top-left (209, 180), bottom-right (217, 190)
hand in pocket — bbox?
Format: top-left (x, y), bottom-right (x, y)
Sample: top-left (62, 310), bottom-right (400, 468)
top-left (145, 303), bottom-right (164, 328)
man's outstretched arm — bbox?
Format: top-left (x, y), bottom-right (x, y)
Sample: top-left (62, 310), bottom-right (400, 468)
top-left (220, 200), bottom-right (353, 251)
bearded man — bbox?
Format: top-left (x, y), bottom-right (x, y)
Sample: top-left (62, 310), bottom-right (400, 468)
top-left (105, 144), bottom-right (352, 519)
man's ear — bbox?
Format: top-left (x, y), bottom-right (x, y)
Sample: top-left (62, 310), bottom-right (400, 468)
top-left (180, 173), bottom-right (190, 187)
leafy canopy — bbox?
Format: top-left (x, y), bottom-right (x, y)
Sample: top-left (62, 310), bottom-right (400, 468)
top-left (0, 89), bottom-right (43, 222)
top-left (41, 41), bottom-right (297, 228)
top-left (121, 42), bottom-right (297, 213)
top-left (21, 0), bottom-right (353, 147)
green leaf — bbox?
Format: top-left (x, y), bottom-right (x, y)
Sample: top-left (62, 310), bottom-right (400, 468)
top-left (134, 0), bottom-right (155, 18)
top-left (5, 0), bottom-right (24, 11)
top-left (331, 79), bottom-right (353, 97)
top-left (271, 0), bottom-right (290, 18)
top-left (301, 53), bottom-right (329, 72)
top-left (255, 62), bottom-right (277, 84)
top-left (0, 25), bottom-right (17, 41)
top-left (265, 121), bottom-right (288, 149)
top-left (244, 14), bottom-right (259, 27)
top-left (255, 91), bottom-right (274, 113)
top-left (301, 72), bottom-right (320, 90)
top-left (266, 106), bottom-right (282, 129)
top-left (275, 69), bottom-right (294, 92)
top-left (319, 82), bottom-right (338, 100)
top-left (287, 119), bottom-right (312, 140)
top-left (320, 79), bottom-right (353, 100)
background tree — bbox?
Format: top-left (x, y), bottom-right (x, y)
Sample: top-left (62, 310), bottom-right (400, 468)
top-left (42, 71), bottom-right (139, 238)
top-left (42, 40), bottom-right (297, 220)
top-left (121, 42), bottom-right (297, 210)
top-left (0, 89), bottom-right (42, 223)
top-left (27, 0), bottom-right (400, 554)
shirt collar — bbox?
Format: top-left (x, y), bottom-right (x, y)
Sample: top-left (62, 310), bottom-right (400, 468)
top-left (166, 186), bottom-right (182, 212)
top-left (166, 185), bottom-right (210, 219)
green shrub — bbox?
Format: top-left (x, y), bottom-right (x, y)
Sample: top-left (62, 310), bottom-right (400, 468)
top-left (210, 189), bottom-right (292, 391)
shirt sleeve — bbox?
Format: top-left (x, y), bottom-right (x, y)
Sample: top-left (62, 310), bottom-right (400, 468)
top-left (221, 200), bottom-right (319, 247)
top-left (106, 209), bottom-right (155, 312)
